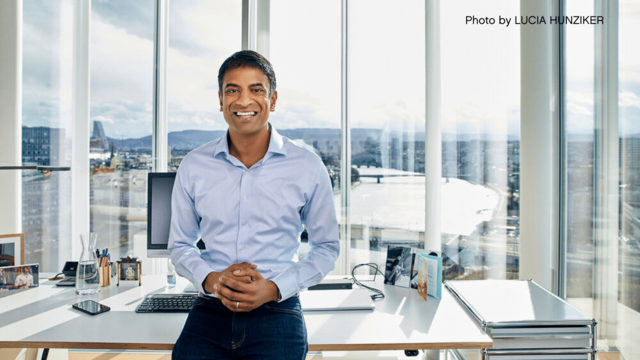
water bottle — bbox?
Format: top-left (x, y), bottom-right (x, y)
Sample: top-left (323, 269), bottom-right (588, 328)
top-left (167, 260), bottom-right (176, 287)
top-left (76, 233), bottom-right (101, 295)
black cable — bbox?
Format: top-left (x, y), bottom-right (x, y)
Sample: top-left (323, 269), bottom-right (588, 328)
top-left (51, 272), bottom-right (64, 280)
top-left (351, 263), bottom-right (385, 300)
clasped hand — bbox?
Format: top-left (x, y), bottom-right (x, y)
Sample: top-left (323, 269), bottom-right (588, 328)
top-left (203, 262), bottom-right (278, 312)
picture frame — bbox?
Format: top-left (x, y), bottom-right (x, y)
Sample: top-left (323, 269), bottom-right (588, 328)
top-left (116, 257), bottom-right (142, 286)
top-left (0, 263), bottom-right (39, 291)
top-left (384, 246), bottom-right (413, 287)
top-left (0, 233), bottom-right (25, 267)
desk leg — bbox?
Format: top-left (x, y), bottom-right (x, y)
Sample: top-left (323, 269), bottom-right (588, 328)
top-left (41, 348), bottom-right (49, 360)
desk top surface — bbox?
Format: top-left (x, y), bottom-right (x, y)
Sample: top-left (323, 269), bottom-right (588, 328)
top-left (0, 275), bottom-right (492, 351)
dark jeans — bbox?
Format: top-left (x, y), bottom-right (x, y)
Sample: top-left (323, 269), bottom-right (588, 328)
top-left (172, 295), bottom-right (308, 360)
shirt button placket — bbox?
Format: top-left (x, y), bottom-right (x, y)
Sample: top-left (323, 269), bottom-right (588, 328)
top-left (239, 169), bottom-right (249, 260)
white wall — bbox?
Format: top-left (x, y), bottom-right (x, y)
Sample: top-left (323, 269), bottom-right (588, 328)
top-left (0, 0), bottom-right (23, 235)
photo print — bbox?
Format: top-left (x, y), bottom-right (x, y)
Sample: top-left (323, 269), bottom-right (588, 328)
top-left (0, 233), bottom-right (24, 267)
top-left (384, 246), bottom-right (413, 287)
top-left (0, 264), bottom-right (39, 291)
top-left (120, 263), bottom-right (138, 281)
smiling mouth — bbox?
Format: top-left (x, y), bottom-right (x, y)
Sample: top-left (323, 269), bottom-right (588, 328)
top-left (234, 111), bottom-right (258, 117)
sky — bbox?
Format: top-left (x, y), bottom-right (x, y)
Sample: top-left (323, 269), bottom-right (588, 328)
top-left (21, 0), bottom-right (640, 140)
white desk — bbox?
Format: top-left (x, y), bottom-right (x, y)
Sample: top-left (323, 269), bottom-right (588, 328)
top-left (0, 276), bottom-right (492, 352)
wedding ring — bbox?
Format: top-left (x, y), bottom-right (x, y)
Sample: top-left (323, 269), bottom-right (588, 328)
top-left (236, 301), bottom-right (239, 309)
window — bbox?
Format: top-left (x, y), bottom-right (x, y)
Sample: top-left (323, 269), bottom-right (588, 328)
top-left (618, 0), bottom-right (640, 321)
top-left (440, 0), bottom-right (521, 280)
top-left (89, 0), bottom-right (155, 263)
top-left (564, 0), bottom-right (640, 356)
top-left (22, 0), bottom-right (74, 272)
top-left (167, 0), bottom-right (242, 169)
top-left (270, 0), bottom-right (342, 261)
top-left (348, 0), bottom-right (426, 272)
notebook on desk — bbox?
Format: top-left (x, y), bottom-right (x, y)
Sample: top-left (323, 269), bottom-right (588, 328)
top-left (300, 289), bottom-right (375, 311)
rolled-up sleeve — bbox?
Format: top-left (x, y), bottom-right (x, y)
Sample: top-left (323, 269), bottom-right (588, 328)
top-left (168, 159), bottom-right (213, 294)
top-left (270, 158), bottom-right (340, 301)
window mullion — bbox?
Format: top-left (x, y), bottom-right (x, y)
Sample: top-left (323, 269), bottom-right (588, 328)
top-left (152, 0), bottom-right (168, 173)
top-left (338, 0), bottom-right (351, 276)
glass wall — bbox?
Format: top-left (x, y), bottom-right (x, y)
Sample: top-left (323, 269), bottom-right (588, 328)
top-left (270, 0), bottom-right (342, 261)
top-left (21, 0), bottom-right (74, 272)
top-left (618, 0), bottom-right (640, 357)
top-left (89, 0), bottom-right (155, 263)
top-left (564, 0), bottom-right (640, 358)
top-left (439, 0), bottom-right (521, 280)
top-left (348, 0), bottom-right (426, 274)
top-left (167, 0), bottom-right (242, 169)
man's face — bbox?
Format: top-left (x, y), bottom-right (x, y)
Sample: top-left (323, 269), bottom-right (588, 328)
top-left (218, 66), bottom-right (277, 137)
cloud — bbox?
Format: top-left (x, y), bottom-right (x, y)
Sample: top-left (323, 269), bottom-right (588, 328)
top-left (567, 91), bottom-right (594, 105)
top-left (168, 110), bottom-right (222, 129)
top-left (22, 0), bottom-right (74, 129)
top-left (90, 101), bottom-right (152, 138)
top-left (167, 1), bottom-right (241, 59)
top-left (620, 91), bottom-right (640, 108)
top-left (89, 11), bottom-right (155, 138)
top-left (567, 102), bottom-right (593, 116)
top-left (91, 0), bottom-right (155, 41)
top-left (271, 87), bottom-right (340, 130)
top-left (620, 70), bottom-right (640, 83)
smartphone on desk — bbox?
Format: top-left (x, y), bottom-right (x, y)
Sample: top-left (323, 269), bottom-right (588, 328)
top-left (72, 300), bottom-right (111, 316)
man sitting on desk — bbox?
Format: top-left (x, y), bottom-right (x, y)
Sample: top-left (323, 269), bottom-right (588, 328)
top-left (168, 50), bottom-right (340, 360)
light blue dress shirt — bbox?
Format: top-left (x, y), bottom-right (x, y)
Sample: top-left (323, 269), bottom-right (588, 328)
top-left (168, 124), bottom-right (340, 301)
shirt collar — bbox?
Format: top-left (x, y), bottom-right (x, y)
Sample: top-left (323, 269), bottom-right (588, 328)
top-left (213, 122), bottom-right (287, 158)
top-left (266, 123), bottom-right (287, 156)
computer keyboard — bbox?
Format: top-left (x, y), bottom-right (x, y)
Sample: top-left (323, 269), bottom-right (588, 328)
top-left (135, 294), bottom-right (198, 313)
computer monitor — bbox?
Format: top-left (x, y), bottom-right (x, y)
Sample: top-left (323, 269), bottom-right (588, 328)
top-left (147, 172), bottom-right (176, 258)
top-left (147, 172), bottom-right (206, 258)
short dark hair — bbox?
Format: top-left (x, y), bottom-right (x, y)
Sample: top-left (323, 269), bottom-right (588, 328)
top-left (218, 50), bottom-right (276, 98)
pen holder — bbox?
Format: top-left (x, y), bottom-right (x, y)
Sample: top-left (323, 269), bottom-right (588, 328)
top-left (99, 264), bottom-right (112, 287)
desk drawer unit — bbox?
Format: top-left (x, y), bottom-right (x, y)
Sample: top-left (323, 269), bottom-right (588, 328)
top-left (451, 349), bottom-right (594, 360)
top-left (445, 280), bottom-right (597, 360)
top-left (488, 325), bottom-right (592, 349)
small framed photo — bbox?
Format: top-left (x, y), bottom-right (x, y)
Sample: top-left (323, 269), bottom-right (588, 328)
top-left (384, 246), bottom-right (413, 287)
top-left (0, 233), bottom-right (24, 267)
top-left (117, 257), bottom-right (142, 286)
top-left (0, 264), bottom-right (39, 291)
top-left (120, 263), bottom-right (138, 281)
